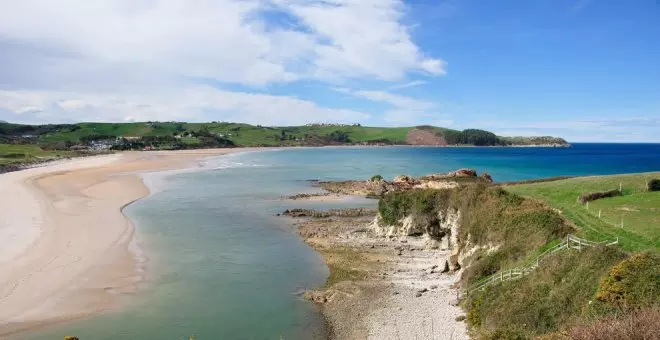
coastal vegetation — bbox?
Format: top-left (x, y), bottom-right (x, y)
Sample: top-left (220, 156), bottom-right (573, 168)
top-left (368, 171), bottom-right (660, 338)
top-left (459, 172), bottom-right (660, 338)
top-left (0, 121), bottom-right (569, 152)
top-left (0, 144), bottom-right (90, 173)
top-left (649, 178), bottom-right (660, 192)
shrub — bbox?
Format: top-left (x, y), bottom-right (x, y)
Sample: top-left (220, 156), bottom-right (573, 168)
top-left (577, 189), bottom-right (622, 204)
top-left (596, 251), bottom-right (660, 310)
top-left (466, 246), bottom-right (627, 338)
top-left (480, 172), bottom-right (494, 182)
top-left (648, 179), bottom-right (660, 192)
top-left (370, 174), bottom-right (383, 182)
top-left (547, 308), bottom-right (660, 340)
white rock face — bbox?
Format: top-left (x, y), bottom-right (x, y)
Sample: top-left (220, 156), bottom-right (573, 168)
top-left (372, 208), bottom-right (467, 271)
top-left (413, 181), bottom-right (459, 190)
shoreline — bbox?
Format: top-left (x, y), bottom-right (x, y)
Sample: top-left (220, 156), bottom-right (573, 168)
top-left (0, 148), bottom-right (265, 337)
top-left (288, 204), bottom-right (469, 339)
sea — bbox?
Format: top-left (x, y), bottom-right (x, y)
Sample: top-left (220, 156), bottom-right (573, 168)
top-left (24, 144), bottom-right (660, 339)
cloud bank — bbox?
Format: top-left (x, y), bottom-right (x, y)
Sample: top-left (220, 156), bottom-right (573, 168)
top-left (0, 0), bottom-right (445, 125)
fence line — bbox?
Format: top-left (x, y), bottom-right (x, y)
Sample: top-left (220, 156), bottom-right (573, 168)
top-left (465, 234), bottom-right (618, 295)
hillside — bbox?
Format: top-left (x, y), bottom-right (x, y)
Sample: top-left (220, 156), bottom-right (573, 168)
top-left (0, 121), bottom-right (569, 150)
top-left (345, 171), bottom-right (659, 338)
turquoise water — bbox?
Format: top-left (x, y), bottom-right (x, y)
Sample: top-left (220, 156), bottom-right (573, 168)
top-left (24, 145), bottom-right (660, 339)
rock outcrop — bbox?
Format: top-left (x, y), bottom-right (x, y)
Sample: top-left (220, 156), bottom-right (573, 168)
top-left (320, 170), bottom-right (485, 197)
top-left (371, 207), bottom-right (464, 272)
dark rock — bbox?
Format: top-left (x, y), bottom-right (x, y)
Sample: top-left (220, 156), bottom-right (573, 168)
top-left (455, 315), bottom-right (466, 322)
top-left (441, 260), bottom-right (450, 273)
top-left (430, 285), bottom-right (438, 290)
top-left (415, 292), bottom-right (423, 298)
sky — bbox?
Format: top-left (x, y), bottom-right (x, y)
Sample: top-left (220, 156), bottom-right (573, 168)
top-left (0, 0), bottom-right (658, 142)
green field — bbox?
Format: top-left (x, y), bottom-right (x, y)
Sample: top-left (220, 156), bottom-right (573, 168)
top-left (36, 122), bottom-right (414, 146)
top-left (506, 172), bottom-right (660, 251)
top-left (1, 121), bottom-right (569, 148)
top-left (0, 144), bottom-right (75, 165)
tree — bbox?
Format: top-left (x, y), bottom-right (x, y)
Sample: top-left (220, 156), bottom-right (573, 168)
top-left (328, 130), bottom-right (350, 143)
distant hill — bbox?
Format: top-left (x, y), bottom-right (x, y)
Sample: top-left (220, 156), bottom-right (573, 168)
top-left (0, 121), bottom-right (569, 150)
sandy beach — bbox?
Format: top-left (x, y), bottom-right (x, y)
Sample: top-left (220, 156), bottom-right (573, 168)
top-left (0, 148), bottom-right (261, 337)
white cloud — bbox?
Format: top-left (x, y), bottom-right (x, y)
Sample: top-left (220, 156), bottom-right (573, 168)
top-left (388, 80), bottom-right (428, 90)
top-left (0, 0), bottom-right (445, 125)
top-left (0, 87), bottom-right (370, 126)
top-left (351, 90), bottom-right (434, 111)
top-left (0, 0), bottom-right (444, 87)
top-left (332, 87), bottom-right (453, 127)
top-left (275, 0), bottom-right (446, 81)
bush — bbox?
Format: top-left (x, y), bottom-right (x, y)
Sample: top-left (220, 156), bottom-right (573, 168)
top-left (466, 246), bottom-right (627, 338)
top-left (648, 179), bottom-right (660, 192)
top-left (596, 251), bottom-right (660, 309)
top-left (370, 174), bottom-right (383, 182)
top-left (328, 130), bottom-right (350, 143)
top-left (577, 189), bottom-right (622, 204)
top-left (547, 308), bottom-right (660, 340)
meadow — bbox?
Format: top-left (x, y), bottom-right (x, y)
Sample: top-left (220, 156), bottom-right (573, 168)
top-left (0, 144), bottom-right (75, 165)
top-left (506, 172), bottom-right (660, 251)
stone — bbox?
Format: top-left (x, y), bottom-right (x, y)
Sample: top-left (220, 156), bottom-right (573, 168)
top-left (441, 260), bottom-right (450, 273)
top-left (455, 315), bottom-right (466, 322)
top-left (430, 285), bottom-right (438, 290)
top-left (415, 292), bottom-right (423, 298)
top-left (417, 288), bottom-right (429, 293)
top-left (455, 168), bottom-right (477, 177)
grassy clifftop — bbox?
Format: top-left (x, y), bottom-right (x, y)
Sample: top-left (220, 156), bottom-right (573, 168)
top-left (506, 172), bottom-right (660, 251)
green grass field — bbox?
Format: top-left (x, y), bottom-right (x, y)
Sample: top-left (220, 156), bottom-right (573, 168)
top-left (33, 122), bottom-right (412, 146)
top-left (2, 121), bottom-right (568, 148)
top-left (506, 172), bottom-right (660, 251)
top-left (0, 144), bottom-right (74, 165)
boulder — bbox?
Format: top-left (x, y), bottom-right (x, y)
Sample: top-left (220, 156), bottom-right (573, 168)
top-left (393, 175), bottom-right (414, 184)
top-left (455, 168), bottom-right (477, 177)
top-left (303, 290), bottom-right (334, 304)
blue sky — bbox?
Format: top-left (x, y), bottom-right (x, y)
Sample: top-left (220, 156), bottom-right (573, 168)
top-left (0, 0), bottom-right (658, 142)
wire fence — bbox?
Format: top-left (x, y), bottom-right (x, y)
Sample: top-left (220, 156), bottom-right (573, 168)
top-left (465, 234), bottom-right (619, 295)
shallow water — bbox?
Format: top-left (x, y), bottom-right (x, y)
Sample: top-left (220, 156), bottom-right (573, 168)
top-left (24, 144), bottom-right (660, 339)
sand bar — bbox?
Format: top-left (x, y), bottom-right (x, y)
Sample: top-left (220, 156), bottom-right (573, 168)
top-left (0, 148), bottom-right (261, 336)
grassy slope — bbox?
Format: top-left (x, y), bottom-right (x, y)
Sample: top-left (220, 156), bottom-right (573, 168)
top-left (377, 177), bottom-right (658, 338)
top-left (0, 144), bottom-right (74, 165)
top-left (458, 175), bottom-right (659, 338)
top-left (35, 122), bottom-right (413, 146)
top-left (506, 172), bottom-right (660, 251)
top-left (0, 121), bottom-right (567, 147)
